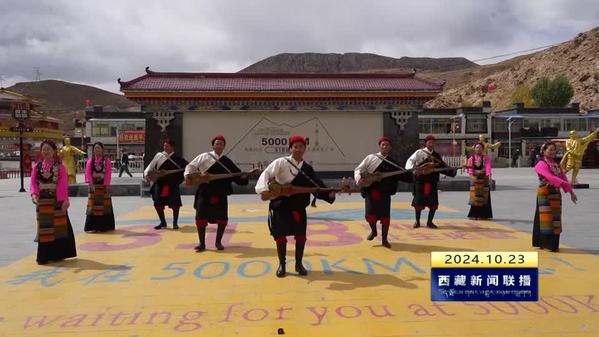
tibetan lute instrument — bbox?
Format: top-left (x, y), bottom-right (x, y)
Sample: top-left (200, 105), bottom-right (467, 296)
top-left (145, 168), bottom-right (185, 182)
top-left (188, 167), bottom-right (262, 186)
top-left (359, 162), bottom-right (464, 187)
top-left (266, 177), bottom-right (360, 200)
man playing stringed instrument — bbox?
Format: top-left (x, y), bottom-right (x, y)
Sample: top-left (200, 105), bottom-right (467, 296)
top-left (184, 135), bottom-right (250, 252)
top-left (144, 139), bottom-right (189, 230)
top-left (354, 136), bottom-right (412, 248)
top-left (255, 135), bottom-right (336, 278)
top-left (406, 135), bottom-right (457, 229)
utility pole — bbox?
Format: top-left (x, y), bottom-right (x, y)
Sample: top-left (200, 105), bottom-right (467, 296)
top-left (33, 67), bottom-right (42, 81)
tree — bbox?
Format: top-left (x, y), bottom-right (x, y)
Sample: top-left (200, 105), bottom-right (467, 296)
top-left (551, 75), bottom-right (575, 105)
top-left (511, 84), bottom-right (535, 107)
top-left (531, 75), bottom-right (574, 107)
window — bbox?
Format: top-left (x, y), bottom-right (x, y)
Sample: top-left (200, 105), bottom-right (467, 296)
top-left (418, 119), bottom-right (432, 134)
top-left (494, 118), bottom-right (523, 132)
top-left (92, 123), bottom-right (110, 137)
top-left (466, 118), bottom-right (487, 133)
top-left (563, 118), bottom-right (587, 131)
top-left (539, 118), bottom-right (560, 129)
top-left (121, 123), bottom-right (136, 131)
top-left (522, 119), bottom-right (541, 130)
top-left (493, 119), bottom-right (507, 132)
top-left (431, 118), bottom-right (452, 134)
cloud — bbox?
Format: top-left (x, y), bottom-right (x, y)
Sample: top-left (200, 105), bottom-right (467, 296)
top-left (0, 0), bottom-right (597, 93)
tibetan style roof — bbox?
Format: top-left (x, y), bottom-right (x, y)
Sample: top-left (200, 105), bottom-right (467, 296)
top-left (119, 68), bottom-right (444, 93)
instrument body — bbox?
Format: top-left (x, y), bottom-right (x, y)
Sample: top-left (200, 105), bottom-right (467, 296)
top-left (145, 168), bottom-right (185, 182)
top-left (358, 170), bottom-right (408, 187)
top-left (412, 162), bottom-right (462, 176)
top-left (358, 163), bottom-right (462, 187)
top-left (188, 168), bottom-right (261, 186)
top-left (266, 178), bottom-right (359, 200)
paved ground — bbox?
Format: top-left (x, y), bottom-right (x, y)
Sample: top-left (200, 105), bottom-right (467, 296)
top-left (0, 168), bottom-right (598, 336)
top-left (2, 168), bottom-right (597, 266)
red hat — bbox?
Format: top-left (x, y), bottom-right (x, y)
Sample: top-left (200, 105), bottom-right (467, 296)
top-left (211, 135), bottom-right (226, 145)
top-left (425, 135), bottom-right (437, 142)
top-left (164, 138), bottom-right (175, 147)
top-left (288, 135), bottom-right (307, 148)
top-left (378, 136), bottom-right (392, 145)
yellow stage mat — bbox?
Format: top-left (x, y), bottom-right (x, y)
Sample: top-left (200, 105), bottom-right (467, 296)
top-left (1, 201), bottom-right (597, 336)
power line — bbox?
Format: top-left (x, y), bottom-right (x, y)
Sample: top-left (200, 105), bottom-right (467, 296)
top-left (472, 43), bottom-right (560, 63)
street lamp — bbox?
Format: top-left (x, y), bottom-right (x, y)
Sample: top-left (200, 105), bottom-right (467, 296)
top-left (506, 115), bottom-right (524, 168)
top-left (11, 102), bottom-right (31, 192)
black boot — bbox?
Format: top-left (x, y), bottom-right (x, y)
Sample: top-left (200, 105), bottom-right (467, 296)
top-left (194, 226), bottom-right (206, 252)
top-left (413, 210), bottom-right (422, 228)
top-left (381, 224), bottom-right (391, 248)
top-left (367, 222), bottom-right (377, 240)
top-left (172, 208), bottom-right (180, 230)
top-left (154, 207), bottom-right (167, 229)
top-left (295, 242), bottom-right (308, 276)
top-left (276, 242), bottom-right (286, 278)
top-left (215, 224), bottom-right (226, 250)
top-left (426, 209), bottom-right (438, 228)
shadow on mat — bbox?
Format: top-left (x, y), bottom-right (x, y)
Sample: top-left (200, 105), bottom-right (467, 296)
top-left (367, 242), bottom-right (475, 253)
top-left (303, 271), bottom-right (427, 291)
top-left (54, 258), bottom-right (133, 273)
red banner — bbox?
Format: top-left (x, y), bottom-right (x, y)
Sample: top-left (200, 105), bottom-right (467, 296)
top-left (119, 130), bottom-right (145, 143)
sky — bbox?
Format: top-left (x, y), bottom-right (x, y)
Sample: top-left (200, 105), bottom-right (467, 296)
top-left (0, 0), bottom-right (597, 93)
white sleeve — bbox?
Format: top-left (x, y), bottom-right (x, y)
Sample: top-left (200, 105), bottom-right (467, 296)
top-left (354, 155), bottom-right (372, 182)
top-left (144, 154), bottom-right (160, 176)
top-left (405, 151), bottom-right (420, 170)
top-left (255, 159), bottom-right (281, 194)
top-left (184, 154), bottom-right (203, 176)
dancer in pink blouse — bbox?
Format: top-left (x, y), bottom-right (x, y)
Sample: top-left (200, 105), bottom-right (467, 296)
top-left (84, 142), bottom-right (115, 232)
top-left (30, 140), bottom-right (77, 264)
top-left (532, 141), bottom-right (577, 252)
top-left (467, 143), bottom-right (493, 220)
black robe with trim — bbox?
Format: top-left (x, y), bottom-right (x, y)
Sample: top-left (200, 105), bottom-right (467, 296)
top-left (268, 163), bottom-right (335, 237)
top-left (150, 154), bottom-right (188, 207)
top-left (194, 155), bottom-right (248, 223)
top-left (411, 151), bottom-right (457, 208)
top-left (361, 157), bottom-right (412, 220)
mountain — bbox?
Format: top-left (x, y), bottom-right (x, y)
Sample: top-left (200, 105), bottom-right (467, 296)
top-left (240, 52), bottom-right (478, 73)
top-left (424, 27), bottom-right (599, 111)
top-left (6, 80), bottom-right (139, 131)
top-left (7, 80), bottom-right (137, 112)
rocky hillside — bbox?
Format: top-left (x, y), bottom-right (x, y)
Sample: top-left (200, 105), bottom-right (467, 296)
top-left (240, 52), bottom-right (477, 73)
top-left (425, 27), bottom-right (599, 111)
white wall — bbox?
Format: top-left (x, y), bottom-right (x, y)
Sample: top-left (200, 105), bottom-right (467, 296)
top-left (182, 110), bottom-right (383, 171)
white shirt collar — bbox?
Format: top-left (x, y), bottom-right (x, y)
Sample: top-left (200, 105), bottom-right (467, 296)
top-left (286, 155), bottom-right (303, 165)
top-left (421, 148), bottom-right (433, 155)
